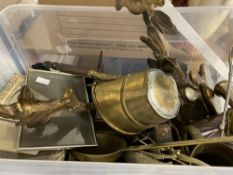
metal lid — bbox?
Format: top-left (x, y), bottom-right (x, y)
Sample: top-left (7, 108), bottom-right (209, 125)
top-left (147, 69), bottom-right (180, 119)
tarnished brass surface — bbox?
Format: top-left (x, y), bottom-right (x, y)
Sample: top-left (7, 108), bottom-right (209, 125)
top-left (0, 86), bottom-right (86, 128)
top-left (192, 143), bottom-right (233, 166)
top-left (173, 150), bottom-right (208, 166)
top-left (92, 69), bottom-right (180, 135)
top-left (87, 70), bottom-right (120, 80)
top-left (124, 151), bottom-right (165, 164)
top-left (199, 83), bottom-right (216, 115)
top-left (189, 71), bottom-right (200, 86)
top-left (71, 133), bottom-right (208, 165)
top-left (71, 133), bottom-right (233, 163)
top-left (71, 134), bottom-right (127, 162)
top-left (150, 10), bottom-right (178, 35)
top-left (147, 57), bottom-right (186, 85)
top-left (44, 62), bottom-right (119, 81)
top-left (115, 0), bottom-right (165, 15)
top-left (183, 125), bottom-right (204, 140)
top-left (153, 123), bottom-right (174, 143)
top-left (124, 149), bottom-right (207, 166)
top-left (214, 80), bottom-right (233, 108)
top-left (177, 83), bottom-right (217, 124)
top-left (152, 73), bottom-right (177, 113)
top-left (124, 69), bottom-right (179, 126)
top-left (139, 9), bottom-right (178, 59)
top-left (184, 116), bottom-right (222, 139)
top-left (92, 76), bottom-right (144, 135)
top-left (123, 136), bottom-right (233, 151)
top-left (0, 74), bottom-right (25, 105)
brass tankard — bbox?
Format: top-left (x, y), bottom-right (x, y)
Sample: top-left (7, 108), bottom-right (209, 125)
top-left (92, 69), bottom-right (180, 135)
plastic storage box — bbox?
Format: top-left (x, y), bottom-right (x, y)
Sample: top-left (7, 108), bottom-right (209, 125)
top-left (0, 4), bottom-right (233, 174)
top-left (1, 5), bottom-right (233, 87)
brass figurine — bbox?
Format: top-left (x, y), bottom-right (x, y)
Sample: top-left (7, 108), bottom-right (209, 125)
top-left (0, 86), bottom-right (87, 128)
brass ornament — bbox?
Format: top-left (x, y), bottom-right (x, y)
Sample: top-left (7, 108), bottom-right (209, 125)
top-left (115, 0), bottom-right (165, 15)
top-left (0, 86), bottom-right (86, 128)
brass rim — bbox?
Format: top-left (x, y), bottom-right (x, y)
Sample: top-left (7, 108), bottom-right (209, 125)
top-left (71, 134), bottom-right (127, 161)
top-left (147, 69), bottom-right (180, 119)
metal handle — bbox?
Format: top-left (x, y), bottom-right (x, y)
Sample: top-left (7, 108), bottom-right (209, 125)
top-left (122, 136), bottom-right (233, 152)
top-left (44, 62), bottom-right (119, 81)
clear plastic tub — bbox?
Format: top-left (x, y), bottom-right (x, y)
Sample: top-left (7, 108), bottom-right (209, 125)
top-left (0, 4), bottom-right (233, 173)
top-left (0, 159), bottom-right (233, 175)
top-left (0, 5), bottom-right (233, 87)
